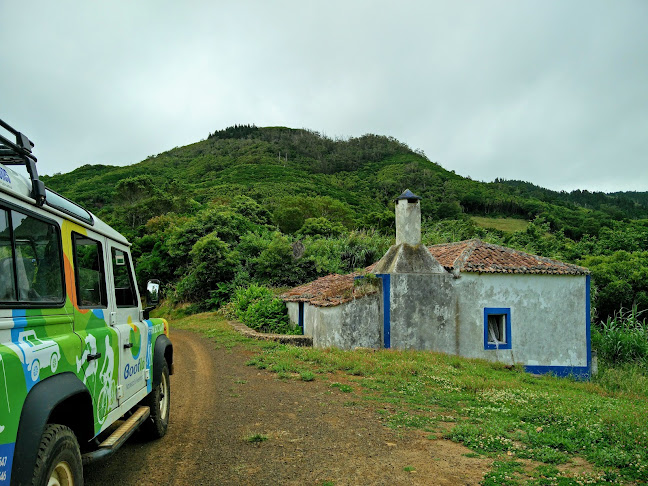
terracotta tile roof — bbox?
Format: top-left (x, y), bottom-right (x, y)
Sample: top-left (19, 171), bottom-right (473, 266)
top-left (282, 240), bottom-right (588, 307)
top-left (428, 239), bottom-right (589, 275)
top-left (281, 267), bottom-right (377, 307)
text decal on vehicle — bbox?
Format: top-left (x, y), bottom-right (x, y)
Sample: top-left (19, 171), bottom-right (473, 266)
top-left (0, 442), bottom-right (15, 484)
top-left (0, 167), bottom-right (10, 185)
top-left (123, 357), bottom-right (146, 380)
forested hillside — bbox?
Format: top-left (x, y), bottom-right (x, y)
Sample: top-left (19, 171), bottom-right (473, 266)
top-left (41, 126), bottom-right (648, 321)
top-left (496, 179), bottom-right (648, 220)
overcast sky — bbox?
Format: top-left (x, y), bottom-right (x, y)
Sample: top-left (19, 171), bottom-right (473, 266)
top-left (1, 1), bottom-right (647, 193)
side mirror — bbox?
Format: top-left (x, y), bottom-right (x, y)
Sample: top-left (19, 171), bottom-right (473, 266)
top-left (146, 279), bottom-right (161, 307)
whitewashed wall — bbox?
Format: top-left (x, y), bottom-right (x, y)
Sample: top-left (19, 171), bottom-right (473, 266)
top-left (304, 293), bottom-right (382, 350)
top-left (286, 301), bottom-right (300, 329)
top-left (453, 273), bottom-right (588, 368)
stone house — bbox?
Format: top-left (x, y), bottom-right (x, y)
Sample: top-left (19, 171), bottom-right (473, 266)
top-left (283, 191), bottom-right (592, 378)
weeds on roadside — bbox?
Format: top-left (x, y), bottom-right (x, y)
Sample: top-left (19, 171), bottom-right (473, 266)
top-left (244, 433), bottom-right (268, 443)
top-left (300, 371), bottom-right (315, 381)
top-left (330, 382), bottom-right (352, 393)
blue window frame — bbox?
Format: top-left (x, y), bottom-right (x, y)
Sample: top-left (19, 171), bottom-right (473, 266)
top-left (484, 307), bottom-right (511, 350)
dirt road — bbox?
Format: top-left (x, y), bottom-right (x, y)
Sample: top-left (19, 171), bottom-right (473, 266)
top-left (84, 329), bottom-right (489, 485)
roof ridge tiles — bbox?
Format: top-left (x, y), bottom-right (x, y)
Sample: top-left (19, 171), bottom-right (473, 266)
top-left (428, 239), bottom-right (589, 276)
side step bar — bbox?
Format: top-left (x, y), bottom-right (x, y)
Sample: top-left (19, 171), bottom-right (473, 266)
top-left (82, 406), bottom-right (150, 465)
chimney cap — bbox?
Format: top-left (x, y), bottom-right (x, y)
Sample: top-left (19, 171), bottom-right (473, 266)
top-left (394, 189), bottom-right (422, 203)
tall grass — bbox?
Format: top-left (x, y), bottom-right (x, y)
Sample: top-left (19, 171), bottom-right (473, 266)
top-left (591, 306), bottom-right (648, 399)
top-left (592, 306), bottom-right (648, 369)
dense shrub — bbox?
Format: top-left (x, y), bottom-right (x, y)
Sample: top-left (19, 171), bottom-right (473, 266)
top-left (175, 232), bottom-right (238, 305)
top-left (580, 251), bottom-right (648, 320)
top-left (297, 217), bottom-right (345, 237)
top-left (253, 233), bottom-right (307, 286)
top-left (228, 284), bottom-right (297, 334)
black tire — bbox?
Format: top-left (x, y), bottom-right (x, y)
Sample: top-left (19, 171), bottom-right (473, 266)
top-left (141, 363), bottom-right (170, 439)
top-left (32, 424), bottom-right (83, 486)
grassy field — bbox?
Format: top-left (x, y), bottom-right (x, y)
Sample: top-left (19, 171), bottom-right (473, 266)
top-left (167, 311), bottom-right (648, 485)
top-left (471, 217), bottom-right (530, 233)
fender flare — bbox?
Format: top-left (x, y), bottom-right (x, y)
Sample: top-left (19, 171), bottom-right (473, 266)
top-left (152, 334), bottom-right (173, 388)
top-left (11, 372), bottom-right (91, 486)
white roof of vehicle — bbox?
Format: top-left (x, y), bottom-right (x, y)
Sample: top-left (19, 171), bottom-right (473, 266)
top-left (0, 163), bottom-right (129, 245)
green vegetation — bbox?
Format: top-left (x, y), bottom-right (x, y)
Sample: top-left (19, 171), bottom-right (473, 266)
top-left (40, 126), bottom-right (648, 324)
top-left (224, 284), bottom-right (297, 334)
top-left (299, 370), bottom-right (315, 382)
top-left (170, 312), bottom-right (648, 484)
top-left (592, 306), bottom-right (648, 370)
top-left (330, 382), bottom-right (353, 393)
top-left (49, 122), bottom-right (643, 483)
top-left (497, 179), bottom-right (648, 220)
top-left (44, 125), bottom-right (648, 378)
top-left (244, 433), bottom-right (269, 443)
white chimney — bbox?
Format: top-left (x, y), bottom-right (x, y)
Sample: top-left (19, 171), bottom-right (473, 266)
top-left (395, 189), bottom-right (422, 246)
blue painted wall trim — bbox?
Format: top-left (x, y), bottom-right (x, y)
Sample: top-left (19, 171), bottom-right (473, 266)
top-left (298, 301), bottom-right (304, 331)
top-left (375, 274), bottom-right (391, 349)
top-left (524, 365), bottom-right (591, 379)
top-left (483, 307), bottom-right (512, 350)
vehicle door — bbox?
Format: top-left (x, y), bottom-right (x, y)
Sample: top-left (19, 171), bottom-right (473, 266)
top-left (1, 204), bottom-right (72, 484)
top-left (106, 244), bottom-right (148, 406)
top-left (71, 230), bottom-right (119, 428)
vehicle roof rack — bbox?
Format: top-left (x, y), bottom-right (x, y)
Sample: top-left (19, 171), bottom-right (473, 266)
top-left (0, 118), bottom-right (46, 206)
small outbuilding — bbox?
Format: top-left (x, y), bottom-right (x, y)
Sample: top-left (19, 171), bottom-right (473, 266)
top-left (283, 190), bottom-right (592, 378)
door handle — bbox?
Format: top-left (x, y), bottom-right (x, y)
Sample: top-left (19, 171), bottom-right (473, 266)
top-left (123, 343), bottom-right (133, 349)
top-left (87, 353), bottom-right (102, 361)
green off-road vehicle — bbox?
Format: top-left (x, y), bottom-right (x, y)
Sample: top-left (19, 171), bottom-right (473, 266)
top-left (0, 119), bottom-right (173, 485)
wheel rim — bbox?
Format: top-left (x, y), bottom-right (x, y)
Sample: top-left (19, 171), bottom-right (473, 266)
top-left (159, 372), bottom-right (169, 420)
top-left (47, 460), bottom-right (74, 486)
top-left (31, 360), bottom-right (40, 381)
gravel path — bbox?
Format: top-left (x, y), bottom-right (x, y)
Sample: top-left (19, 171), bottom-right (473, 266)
top-left (84, 328), bottom-right (489, 485)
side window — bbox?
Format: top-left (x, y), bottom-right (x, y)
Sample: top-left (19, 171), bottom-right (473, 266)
top-left (73, 233), bottom-right (107, 308)
top-left (0, 209), bottom-right (16, 301)
top-left (111, 248), bottom-right (137, 307)
top-left (484, 308), bottom-right (512, 350)
top-left (0, 207), bottom-right (64, 304)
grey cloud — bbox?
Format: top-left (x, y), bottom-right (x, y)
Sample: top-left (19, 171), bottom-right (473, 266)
top-left (0, 0), bottom-right (646, 192)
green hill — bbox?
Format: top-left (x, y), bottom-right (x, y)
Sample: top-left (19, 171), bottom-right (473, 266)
top-left (42, 126), bottom-right (643, 241)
